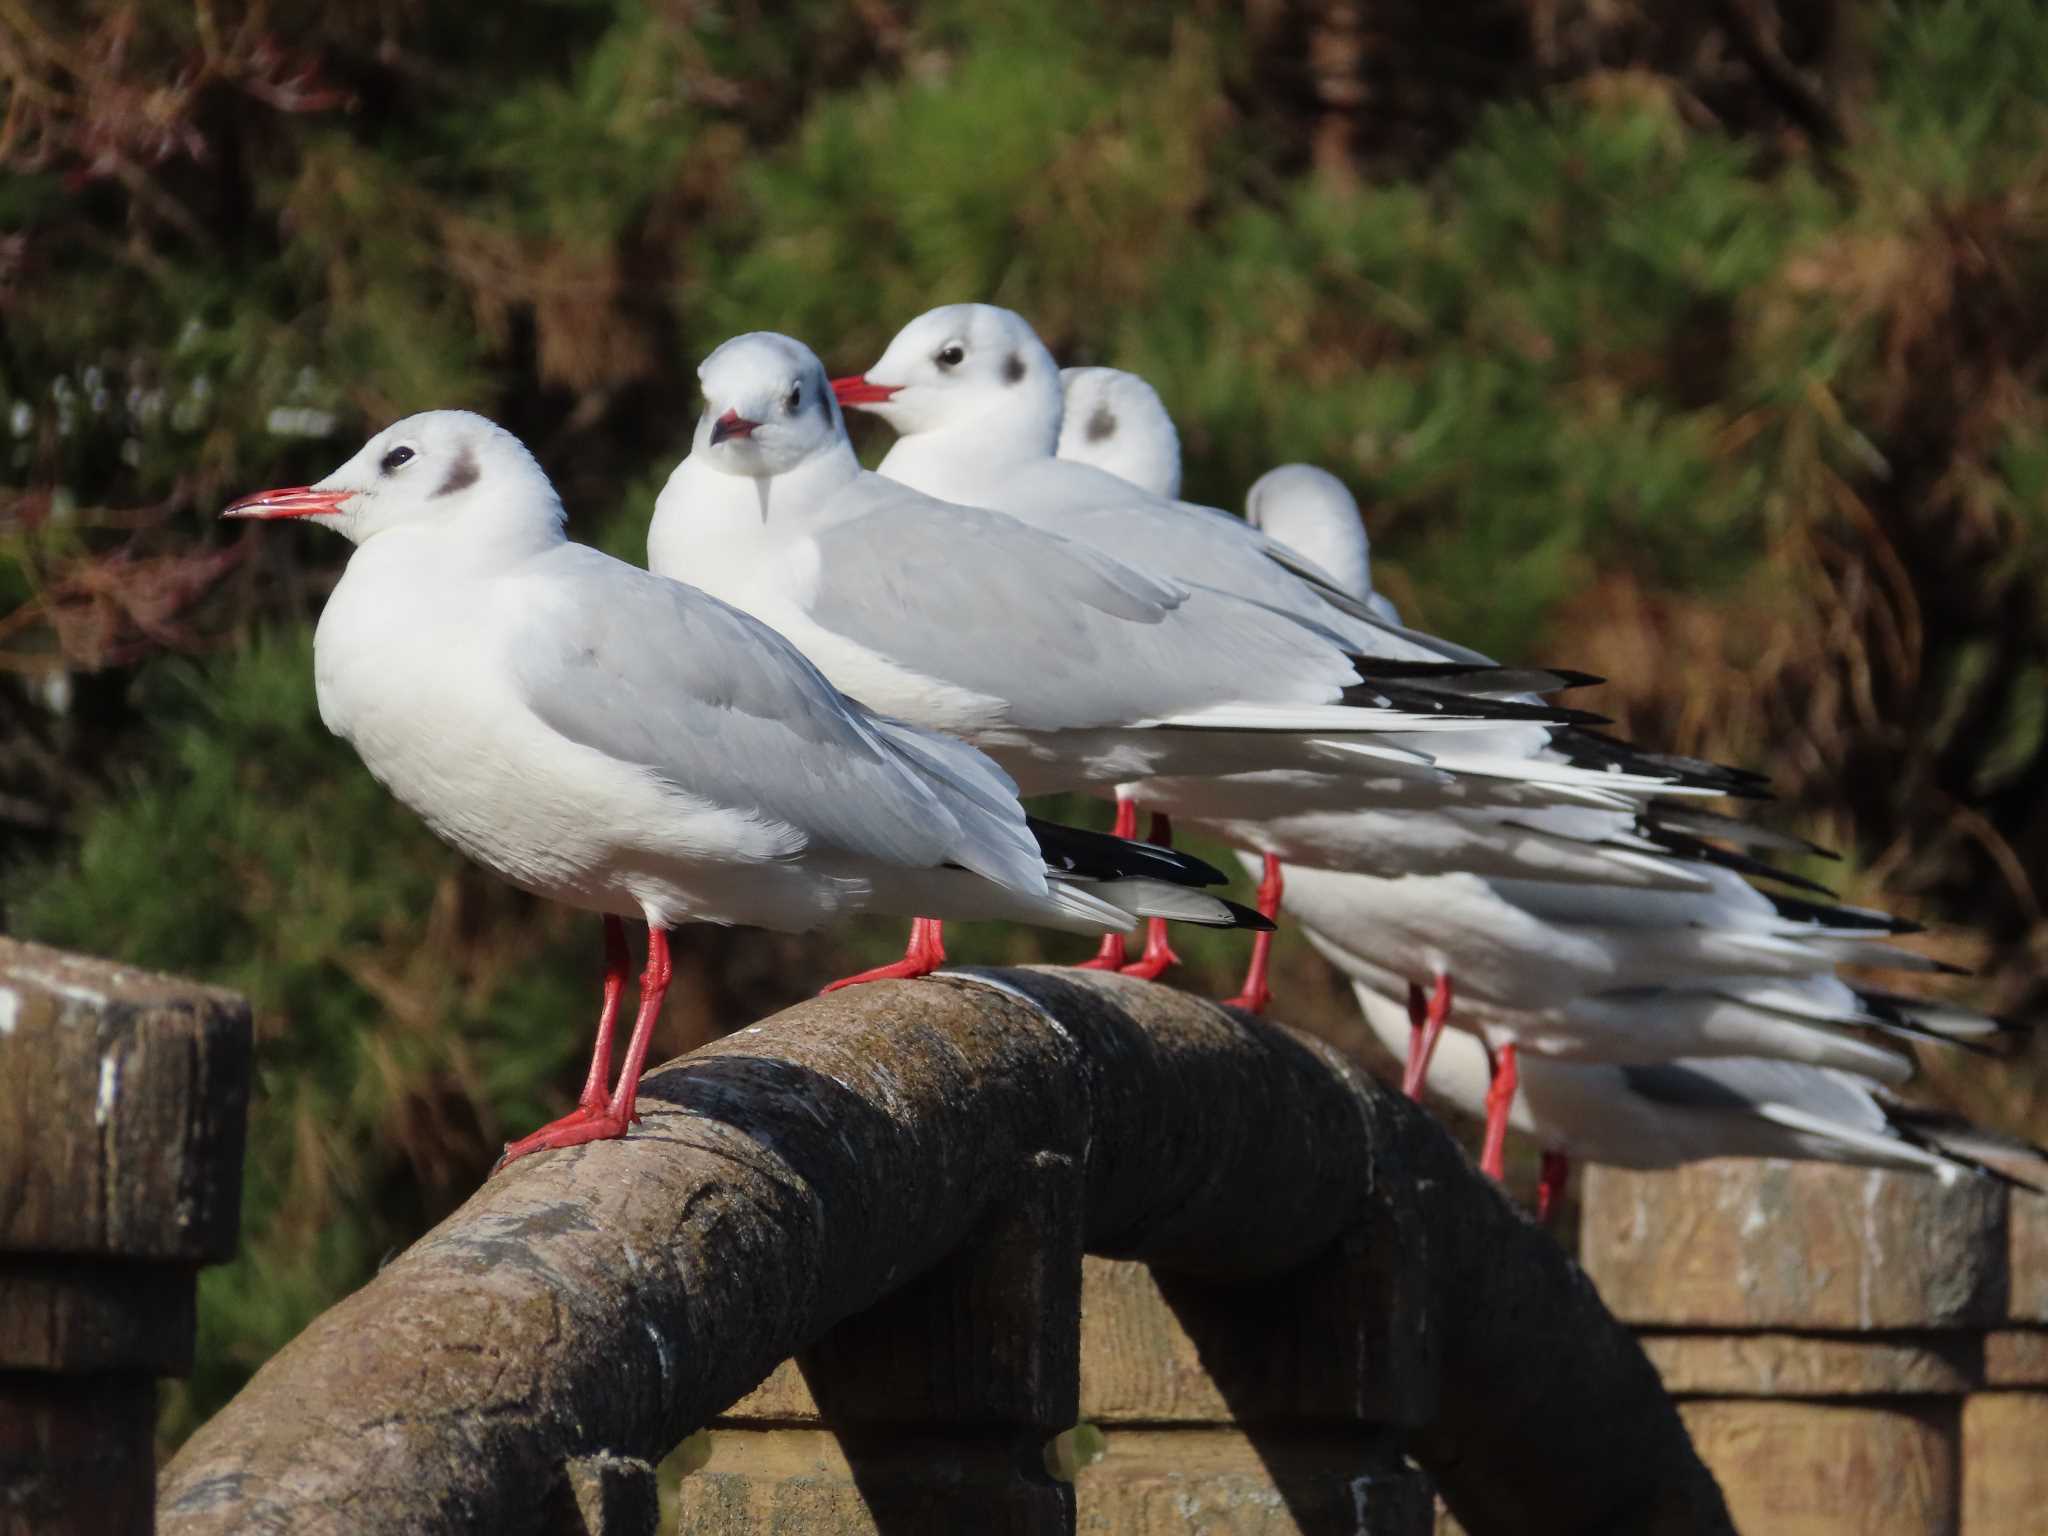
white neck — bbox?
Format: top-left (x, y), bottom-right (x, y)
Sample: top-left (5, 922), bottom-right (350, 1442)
top-left (877, 375), bottom-right (1063, 499)
top-left (649, 436), bottom-right (862, 580)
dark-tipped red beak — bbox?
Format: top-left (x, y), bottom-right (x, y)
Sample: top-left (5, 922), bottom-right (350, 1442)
top-left (831, 375), bottom-right (901, 407)
top-left (710, 409), bottom-right (758, 446)
top-left (220, 485), bottom-right (353, 520)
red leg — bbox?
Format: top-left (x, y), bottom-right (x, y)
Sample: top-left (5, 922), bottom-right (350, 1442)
top-left (1120, 814), bottom-right (1183, 981)
top-left (1537, 1149), bottom-right (1571, 1223)
top-left (496, 925), bottom-right (674, 1171)
top-left (575, 916), bottom-right (632, 1112)
top-left (820, 917), bottom-right (948, 993)
top-left (1223, 854), bottom-right (1284, 1012)
top-left (1076, 795), bottom-right (1140, 971)
top-left (1401, 972), bottom-right (1453, 1100)
top-left (1478, 1041), bottom-right (1518, 1182)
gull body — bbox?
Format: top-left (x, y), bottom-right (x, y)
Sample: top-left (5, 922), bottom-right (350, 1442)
top-left (1344, 969), bottom-right (2018, 1184)
top-left (650, 333), bottom-right (1576, 800)
top-left (226, 410), bottom-right (1258, 1162)
top-left (1274, 855), bottom-right (1984, 1076)
top-left (847, 309), bottom-right (1751, 808)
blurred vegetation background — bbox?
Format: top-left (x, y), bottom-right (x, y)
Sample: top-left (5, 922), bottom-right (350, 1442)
top-left (4, 0), bottom-right (2046, 1451)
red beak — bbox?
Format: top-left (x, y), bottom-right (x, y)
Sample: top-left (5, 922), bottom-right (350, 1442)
top-left (220, 485), bottom-right (353, 520)
top-left (710, 409), bottom-right (758, 445)
top-left (831, 375), bottom-right (901, 406)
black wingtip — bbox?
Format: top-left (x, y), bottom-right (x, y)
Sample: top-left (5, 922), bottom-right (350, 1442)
top-left (1219, 898), bottom-right (1278, 933)
top-left (1340, 678), bottom-right (1603, 726)
top-left (1555, 728), bottom-right (1777, 799)
top-left (1342, 658), bottom-right (1608, 695)
top-left (1640, 826), bottom-right (1839, 898)
top-left (1025, 815), bottom-right (1229, 887)
top-left (1764, 890), bottom-right (1922, 935)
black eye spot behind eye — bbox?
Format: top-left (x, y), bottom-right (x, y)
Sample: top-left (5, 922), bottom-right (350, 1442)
top-left (936, 343), bottom-right (965, 369)
top-left (380, 445), bottom-right (415, 474)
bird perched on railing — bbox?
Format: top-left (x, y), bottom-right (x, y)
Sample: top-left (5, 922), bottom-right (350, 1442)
top-left (1040, 354), bottom-right (2020, 1212)
top-left (1340, 959), bottom-right (2044, 1216)
top-left (221, 410), bottom-right (1268, 1167)
top-left (651, 331), bottom-right (1598, 986)
top-left (834, 309), bottom-right (1755, 987)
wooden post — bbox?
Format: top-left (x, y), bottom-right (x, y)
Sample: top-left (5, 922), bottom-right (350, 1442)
top-left (1965, 1182), bottom-right (2048, 1533)
top-left (1580, 1159), bottom-right (2011, 1535)
top-left (0, 939), bottom-right (252, 1536)
top-left (685, 1149), bottom-right (1085, 1533)
top-left (1074, 1252), bottom-right (1435, 1534)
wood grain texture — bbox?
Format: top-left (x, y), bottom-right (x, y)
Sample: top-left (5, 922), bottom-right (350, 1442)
top-left (1581, 1159), bottom-right (2007, 1329)
top-left (1961, 1392), bottom-right (2048, 1534)
top-left (677, 1427), bottom-right (1070, 1535)
top-left (1680, 1399), bottom-right (1958, 1536)
top-left (0, 938), bottom-right (251, 1264)
top-left (156, 967), bottom-right (1732, 1536)
top-left (0, 1374), bottom-right (156, 1536)
top-left (1982, 1330), bottom-right (2048, 1388)
top-left (1071, 1427), bottom-right (1431, 1535)
top-left (0, 941), bottom-right (253, 1536)
top-left (1637, 1330), bottom-right (1978, 1397)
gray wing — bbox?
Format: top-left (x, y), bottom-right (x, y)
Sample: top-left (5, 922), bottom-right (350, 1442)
top-left (967, 460), bottom-right (1465, 662)
top-left (1621, 1059), bottom-right (1889, 1132)
top-left (807, 478), bottom-right (1362, 728)
top-left (513, 544), bottom-right (1045, 891)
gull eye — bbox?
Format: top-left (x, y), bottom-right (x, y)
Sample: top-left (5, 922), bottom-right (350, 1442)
top-left (786, 383), bottom-right (802, 413)
top-left (380, 445), bottom-right (415, 473)
top-left (936, 343), bottom-right (966, 369)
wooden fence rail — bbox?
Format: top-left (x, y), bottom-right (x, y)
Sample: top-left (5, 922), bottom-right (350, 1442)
top-left (149, 964), bottom-right (1733, 1536)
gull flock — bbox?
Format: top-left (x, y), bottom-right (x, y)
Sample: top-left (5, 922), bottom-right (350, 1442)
top-left (224, 302), bottom-right (2036, 1201)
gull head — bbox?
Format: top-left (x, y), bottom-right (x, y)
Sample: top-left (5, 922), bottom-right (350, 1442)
top-left (693, 332), bottom-right (842, 479)
top-left (1056, 366), bottom-right (1182, 500)
top-left (221, 410), bottom-right (557, 546)
top-left (833, 303), bottom-right (1061, 443)
top-left (1245, 464), bottom-right (1376, 607)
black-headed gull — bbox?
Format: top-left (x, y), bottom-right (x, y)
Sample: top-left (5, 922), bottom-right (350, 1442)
top-left (649, 333), bottom-right (1601, 979)
top-left (1277, 854), bottom-right (2006, 1190)
top-left (222, 410), bottom-right (1266, 1167)
top-left (1045, 367), bottom-right (1791, 1000)
top-left (1056, 366), bottom-right (1183, 502)
top-left (838, 307), bottom-right (1665, 721)
top-left (1342, 966), bottom-right (2040, 1215)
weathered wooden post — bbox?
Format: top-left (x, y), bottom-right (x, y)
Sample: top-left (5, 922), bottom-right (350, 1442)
top-left (1579, 1159), bottom-right (2021, 1535)
top-left (0, 938), bottom-right (252, 1536)
top-left (685, 1150), bottom-right (1086, 1533)
top-left (1966, 1185), bottom-right (2048, 1533)
top-left (1070, 1249), bottom-right (1436, 1533)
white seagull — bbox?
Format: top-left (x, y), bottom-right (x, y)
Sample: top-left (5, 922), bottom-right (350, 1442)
top-left (649, 332), bottom-right (1595, 979)
top-left (1276, 852), bottom-right (2006, 1189)
top-left (1056, 366), bottom-right (1183, 501)
top-left (838, 314), bottom-right (1771, 974)
top-left (222, 410), bottom-right (1266, 1167)
top-left (1048, 366), bottom-right (1797, 1001)
top-left (1342, 963), bottom-right (2039, 1217)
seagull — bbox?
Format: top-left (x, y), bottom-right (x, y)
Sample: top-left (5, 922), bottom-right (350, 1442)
top-left (1056, 366), bottom-right (1183, 501)
top-left (1275, 852), bottom-right (2008, 1191)
top-left (840, 307), bottom-right (1659, 727)
top-left (1341, 962), bottom-right (2041, 1215)
top-left (222, 410), bottom-right (1267, 1168)
top-left (649, 332), bottom-right (1599, 980)
top-left (1048, 365), bottom-right (1797, 1002)
top-left (840, 316), bottom-right (1773, 975)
